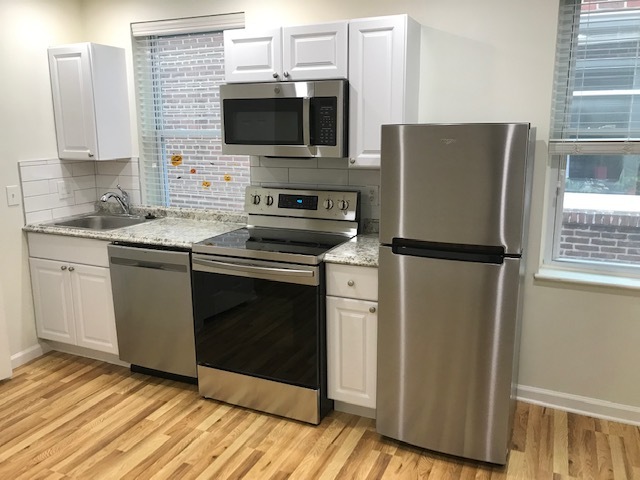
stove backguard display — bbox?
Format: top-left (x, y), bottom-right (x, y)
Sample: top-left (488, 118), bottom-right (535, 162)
top-left (278, 194), bottom-right (318, 210)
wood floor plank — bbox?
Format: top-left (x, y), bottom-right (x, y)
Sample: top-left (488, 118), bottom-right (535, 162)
top-left (555, 409), bottom-right (571, 477)
top-left (0, 351), bottom-right (639, 480)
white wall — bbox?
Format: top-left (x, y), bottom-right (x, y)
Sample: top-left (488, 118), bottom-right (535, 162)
top-left (0, 0), bottom-right (83, 363)
top-left (3, 0), bottom-right (639, 420)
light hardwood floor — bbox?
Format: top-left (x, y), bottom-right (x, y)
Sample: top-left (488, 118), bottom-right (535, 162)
top-left (0, 352), bottom-right (639, 479)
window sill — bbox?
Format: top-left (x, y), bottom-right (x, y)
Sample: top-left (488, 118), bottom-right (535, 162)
top-left (534, 266), bottom-right (640, 291)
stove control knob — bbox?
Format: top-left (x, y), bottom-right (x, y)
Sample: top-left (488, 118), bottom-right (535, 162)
top-left (338, 199), bottom-right (349, 211)
top-left (266, 195), bottom-right (274, 206)
top-left (323, 199), bottom-right (334, 210)
top-left (251, 194), bottom-right (261, 205)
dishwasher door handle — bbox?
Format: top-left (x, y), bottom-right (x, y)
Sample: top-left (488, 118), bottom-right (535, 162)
top-left (110, 256), bottom-right (188, 273)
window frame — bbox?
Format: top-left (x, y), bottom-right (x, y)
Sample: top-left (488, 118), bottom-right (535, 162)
top-left (543, 0), bottom-right (640, 281)
top-left (130, 13), bottom-right (246, 209)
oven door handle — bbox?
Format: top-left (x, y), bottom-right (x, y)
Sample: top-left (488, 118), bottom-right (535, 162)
top-left (192, 257), bottom-right (315, 279)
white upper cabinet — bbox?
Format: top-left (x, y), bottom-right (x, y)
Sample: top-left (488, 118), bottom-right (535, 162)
top-left (282, 23), bottom-right (348, 81)
top-left (224, 28), bottom-right (282, 83)
top-left (224, 22), bottom-right (348, 83)
top-left (348, 15), bottom-right (421, 168)
top-left (48, 43), bottom-right (132, 161)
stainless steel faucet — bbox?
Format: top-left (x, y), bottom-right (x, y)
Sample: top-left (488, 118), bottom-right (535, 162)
top-left (100, 185), bottom-right (130, 215)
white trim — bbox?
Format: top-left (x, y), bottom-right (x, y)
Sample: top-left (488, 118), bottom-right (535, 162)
top-left (131, 13), bottom-right (245, 37)
top-left (564, 192), bottom-right (640, 213)
top-left (573, 89), bottom-right (640, 97)
top-left (334, 400), bottom-right (376, 419)
top-left (43, 341), bottom-right (129, 367)
top-left (534, 266), bottom-right (640, 290)
top-left (549, 141), bottom-right (640, 155)
top-left (517, 384), bottom-right (640, 426)
top-left (11, 343), bottom-right (47, 369)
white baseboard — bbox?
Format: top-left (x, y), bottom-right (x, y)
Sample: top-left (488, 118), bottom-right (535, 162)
top-left (43, 341), bottom-right (129, 368)
top-left (517, 384), bottom-right (640, 426)
top-left (11, 343), bottom-right (47, 369)
top-left (334, 400), bottom-right (376, 419)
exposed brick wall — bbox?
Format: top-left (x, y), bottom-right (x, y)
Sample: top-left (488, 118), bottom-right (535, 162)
top-left (137, 32), bottom-right (250, 212)
top-left (560, 210), bottom-right (640, 264)
top-left (581, 0), bottom-right (639, 11)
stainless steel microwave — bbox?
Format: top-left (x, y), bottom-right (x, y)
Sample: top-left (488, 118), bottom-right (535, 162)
top-left (220, 80), bottom-right (347, 158)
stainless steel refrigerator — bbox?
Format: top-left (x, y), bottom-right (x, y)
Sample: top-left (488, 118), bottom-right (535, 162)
top-left (376, 123), bottom-right (535, 465)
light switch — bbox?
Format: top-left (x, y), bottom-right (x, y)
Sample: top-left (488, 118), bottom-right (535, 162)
top-left (6, 185), bottom-right (20, 206)
top-left (57, 180), bottom-right (73, 200)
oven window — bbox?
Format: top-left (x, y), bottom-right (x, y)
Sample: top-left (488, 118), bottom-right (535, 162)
top-left (223, 98), bottom-right (304, 145)
top-left (192, 270), bottom-right (319, 388)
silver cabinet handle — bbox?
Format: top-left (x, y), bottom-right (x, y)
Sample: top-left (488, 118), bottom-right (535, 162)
top-left (349, 158), bottom-right (356, 164)
top-left (88, 151), bottom-right (94, 158)
top-left (369, 306), bottom-right (376, 313)
top-left (68, 266), bottom-right (75, 272)
top-left (283, 71), bottom-right (289, 77)
top-left (61, 265), bottom-right (67, 271)
top-left (272, 72), bottom-right (279, 78)
top-left (347, 280), bottom-right (354, 286)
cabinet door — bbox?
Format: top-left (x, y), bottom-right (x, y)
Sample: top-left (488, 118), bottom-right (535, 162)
top-left (224, 28), bottom-right (282, 83)
top-left (327, 296), bottom-right (377, 408)
top-left (70, 264), bottom-right (118, 355)
top-left (29, 258), bottom-right (76, 344)
top-left (349, 16), bottom-right (410, 168)
top-left (48, 44), bottom-right (98, 160)
top-left (282, 22), bottom-right (348, 81)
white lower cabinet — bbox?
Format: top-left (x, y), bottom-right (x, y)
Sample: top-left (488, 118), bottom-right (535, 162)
top-left (326, 264), bottom-right (378, 409)
top-left (28, 234), bottom-right (118, 355)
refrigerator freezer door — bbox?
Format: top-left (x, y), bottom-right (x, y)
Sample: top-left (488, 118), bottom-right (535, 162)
top-left (380, 123), bottom-right (530, 254)
top-left (376, 246), bottom-right (521, 464)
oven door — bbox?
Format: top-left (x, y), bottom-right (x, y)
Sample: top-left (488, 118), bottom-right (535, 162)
top-left (191, 254), bottom-right (323, 389)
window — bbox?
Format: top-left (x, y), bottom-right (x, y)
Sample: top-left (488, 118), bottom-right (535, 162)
top-left (131, 14), bottom-right (250, 211)
top-left (549, 0), bottom-right (640, 273)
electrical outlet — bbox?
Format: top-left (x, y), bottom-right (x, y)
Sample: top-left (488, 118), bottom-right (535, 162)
top-left (57, 180), bottom-right (73, 200)
top-left (5, 185), bottom-right (20, 206)
top-left (365, 186), bottom-right (379, 206)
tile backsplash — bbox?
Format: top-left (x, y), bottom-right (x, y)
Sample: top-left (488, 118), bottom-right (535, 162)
top-left (18, 155), bottom-right (379, 225)
top-left (19, 158), bottom-right (140, 225)
top-left (249, 156), bottom-right (381, 221)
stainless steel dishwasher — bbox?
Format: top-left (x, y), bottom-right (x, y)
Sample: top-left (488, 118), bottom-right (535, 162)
top-left (108, 243), bottom-right (196, 381)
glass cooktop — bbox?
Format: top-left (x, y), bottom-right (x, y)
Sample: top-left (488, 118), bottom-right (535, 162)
top-left (192, 227), bottom-right (353, 265)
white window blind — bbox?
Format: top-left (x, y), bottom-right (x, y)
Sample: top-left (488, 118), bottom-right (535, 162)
top-left (546, 0), bottom-right (640, 274)
top-left (131, 14), bottom-right (250, 210)
top-left (550, 0), bottom-right (640, 154)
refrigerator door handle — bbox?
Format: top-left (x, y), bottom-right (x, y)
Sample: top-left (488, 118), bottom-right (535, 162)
top-left (391, 239), bottom-right (507, 264)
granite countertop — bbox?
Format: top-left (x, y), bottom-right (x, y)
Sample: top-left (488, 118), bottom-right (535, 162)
top-left (22, 206), bottom-right (246, 249)
top-left (324, 233), bottom-right (380, 268)
top-left (24, 204), bottom-right (381, 264)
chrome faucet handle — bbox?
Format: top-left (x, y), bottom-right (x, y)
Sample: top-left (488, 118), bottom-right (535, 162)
top-left (116, 184), bottom-right (129, 202)
top-left (116, 184), bottom-right (130, 212)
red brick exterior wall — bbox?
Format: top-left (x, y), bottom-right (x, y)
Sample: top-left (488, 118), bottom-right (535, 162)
top-left (560, 210), bottom-right (640, 263)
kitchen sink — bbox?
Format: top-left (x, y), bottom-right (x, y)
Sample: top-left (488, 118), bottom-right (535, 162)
top-left (52, 214), bottom-right (153, 230)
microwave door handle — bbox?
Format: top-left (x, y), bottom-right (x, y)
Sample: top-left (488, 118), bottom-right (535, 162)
top-left (302, 97), bottom-right (311, 146)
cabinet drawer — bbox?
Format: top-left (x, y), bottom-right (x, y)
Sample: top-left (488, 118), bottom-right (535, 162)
top-left (326, 264), bottom-right (378, 301)
top-left (28, 233), bottom-right (110, 267)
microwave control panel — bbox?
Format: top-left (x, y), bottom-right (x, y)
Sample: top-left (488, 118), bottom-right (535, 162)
top-left (310, 97), bottom-right (337, 146)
